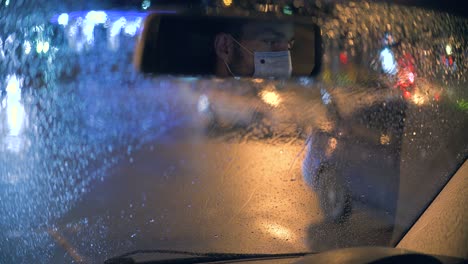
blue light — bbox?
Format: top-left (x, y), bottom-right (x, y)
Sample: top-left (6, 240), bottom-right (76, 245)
top-left (110, 17), bottom-right (126, 37)
top-left (68, 24), bottom-right (78, 37)
top-left (5, 75), bottom-right (25, 140)
top-left (380, 47), bottom-right (397, 75)
top-left (85, 11), bottom-right (108, 25)
top-left (82, 21), bottom-right (95, 44)
top-left (124, 22), bottom-right (138, 36)
top-left (180, 77), bottom-right (199, 82)
top-left (197, 94), bottom-right (210, 113)
top-left (58, 13), bottom-right (69, 26)
top-left (24, 41), bottom-right (31, 54)
top-left (51, 10), bottom-right (176, 24)
top-left (298, 77), bottom-right (312, 86)
top-left (42, 41), bottom-right (50, 53)
top-left (36, 42), bottom-right (43, 53)
top-left (320, 88), bottom-right (331, 105)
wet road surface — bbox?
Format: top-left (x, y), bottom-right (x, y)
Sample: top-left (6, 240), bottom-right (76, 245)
top-left (47, 138), bottom-right (395, 263)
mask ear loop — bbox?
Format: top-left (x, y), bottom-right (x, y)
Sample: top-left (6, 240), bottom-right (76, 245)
top-left (223, 60), bottom-right (236, 77)
top-left (229, 35), bottom-right (254, 55)
top-left (223, 35), bottom-right (253, 77)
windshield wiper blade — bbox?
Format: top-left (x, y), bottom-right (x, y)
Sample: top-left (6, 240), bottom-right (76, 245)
top-left (104, 249), bottom-right (315, 264)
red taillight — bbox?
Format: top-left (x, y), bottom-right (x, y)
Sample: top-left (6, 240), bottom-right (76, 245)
top-left (403, 90), bottom-right (411, 99)
top-left (339, 52), bottom-right (348, 65)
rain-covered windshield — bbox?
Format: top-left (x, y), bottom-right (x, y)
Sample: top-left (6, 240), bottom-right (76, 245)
top-left (0, 1), bottom-right (467, 263)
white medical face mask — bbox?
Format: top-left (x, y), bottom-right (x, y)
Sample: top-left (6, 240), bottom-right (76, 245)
top-left (227, 36), bottom-right (292, 78)
top-left (252, 50), bottom-right (292, 78)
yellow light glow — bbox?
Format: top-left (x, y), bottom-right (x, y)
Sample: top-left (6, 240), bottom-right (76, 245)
top-left (380, 134), bottom-right (390, 145)
top-left (262, 223), bottom-right (294, 241)
top-left (252, 78), bottom-right (264, 83)
top-left (223, 0), bottom-right (232, 7)
top-left (412, 93), bottom-right (425, 106)
top-left (260, 90), bottom-right (281, 107)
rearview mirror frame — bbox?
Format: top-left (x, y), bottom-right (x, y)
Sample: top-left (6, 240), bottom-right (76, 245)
top-left (134, 13), bottom-right (323, 78)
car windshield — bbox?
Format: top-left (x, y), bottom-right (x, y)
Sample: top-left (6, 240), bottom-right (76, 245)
top-left (1, 0), bottom-right (467, 263)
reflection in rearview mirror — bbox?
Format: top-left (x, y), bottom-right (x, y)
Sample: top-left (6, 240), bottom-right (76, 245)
top-left (135, 14), bottom-right (321, 79)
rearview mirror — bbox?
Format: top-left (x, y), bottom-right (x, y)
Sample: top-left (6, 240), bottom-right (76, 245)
top-left (134, 14), bottom-right (322, 79)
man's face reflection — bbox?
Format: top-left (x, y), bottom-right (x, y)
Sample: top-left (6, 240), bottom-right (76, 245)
top-left (215, 21), bottom-right (295, 77)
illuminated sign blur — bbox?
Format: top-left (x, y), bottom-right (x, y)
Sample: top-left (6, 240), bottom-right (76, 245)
top-left (283, 5), bottom-right (293, 15)
top-left (256, 4), bottom-right (280, 13)
top-left (50, 10), bottom-right (178, 52)
top-left (50, 10), bottom-right (177, 49)
top-left (50, 10), bottom-right (176, 25)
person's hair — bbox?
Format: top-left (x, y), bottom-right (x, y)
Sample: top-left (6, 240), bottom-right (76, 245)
top-left (213, 17), bottom-right (255, 40)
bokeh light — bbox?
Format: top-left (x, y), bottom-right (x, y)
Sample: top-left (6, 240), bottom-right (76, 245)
top-left (445, 44), bottom-right (453, 55)
top-left (58, 13), bottom-right (69, 26)
top-left (142, 0), bottom-right (151, 10)
top-left (85, 11), bottom-right (108, 25)
top-left (197, 94), bottom-right (210, 113)
top-left (380, 47), bottom-right (397, 75)
top-left (260, 90), bottom-right (282, 107)
top-left (42, 42), bottom-right (50, 53)
top-left (36, 41), bottom-right (43, 53)
top-left (23, 41), bottom-right (31, 55)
